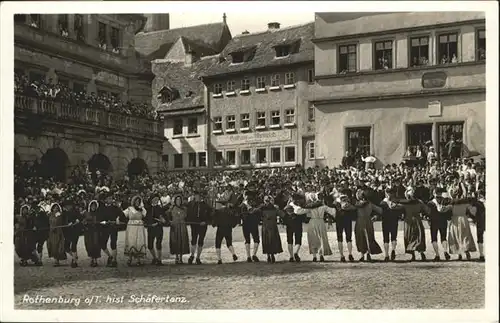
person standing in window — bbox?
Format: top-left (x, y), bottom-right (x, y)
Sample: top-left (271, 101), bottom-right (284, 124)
top-left (342, 151), bottom-right (354, 168)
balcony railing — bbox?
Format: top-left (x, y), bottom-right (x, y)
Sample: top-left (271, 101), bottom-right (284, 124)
top-left (15, 95), bottom-right (161, 136)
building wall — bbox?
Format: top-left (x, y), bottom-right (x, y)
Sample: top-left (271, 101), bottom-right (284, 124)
top-left (315, 92), bottom-right (485, 167)
top-left (162, 114), bottom-right (208, 169)
top-left (14, 14), bottom-right (152, 104)
top-left (315, 21), bottom-right (485, 77)
top-left (312, 14), bottom-right (486, 167)
top-left (207, 64), bottom-right (314, 168)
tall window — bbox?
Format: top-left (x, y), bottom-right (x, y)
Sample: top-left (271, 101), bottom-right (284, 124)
top-left (338, 44), bottom-right (357, 73)
top-left (111, 27), bottom-right (120, 53)
top-left (406, 124), bottom-right (432, 155)
top-left (213, 117), bottom-right (223, 131)
top-left (214, 83), bottom-right (223, 94)
top-left (58, 15), bottom-right (69, 37)
top-left (226, 115), bottom-right (236, 130)
top-left (271, 111), bottom-right (280, 126)
top-left (271, 147), bottom-right (281, 163)
top-left (308, 106), bottom-right (315, 121)
top-left (241, 79), bottom-right (250, 91)
top-left (188, 117), bottom-right (197, 134)
top-left (347, 127), bottom-right (371, 157)
top-left (162, 154), bottom-right (169, 168)
top-left (198, 152), bottom-right (207, 167)
top-left (256, 76), bottom-right (266, 89)
top-left (256, 149), bottom-right (267, 164)
top-left (285, 147), bottom-right (296, 162)
top-left (214, 151), bottom-right (224, 166)
top-left (285, 109), bottom-right (295, 124)
top-left (29, 15), bottom-right (41, 28)
top-left (188, 153), bottom-right (196, 168)
top-left (307, 69), bottom-right (314, 83)
top-left (257, 112), bottom-right (266, 127)
top-left (74, 14), bottom-right (85, 42)
top-left (98, 22), bottom-right (107, 49)
top-left (285, 72), bottom-right (295, 85)
top-left (410, 36), bottom-right (429, 67)
top-left (241, 150), bottom-right (251, 165)
top-left (476, 29), bottom-right (486, 61)
top-left (227, 80), bottom-right (235, 92)
top-left (374, 41), bottom-right (393, 70)
top-left (308, 142), bottom-right (315, 160)
top-left (271, 74), bottom-right (280, 87)
top-left (438, 33), bottom-right (458, 64)
top-left (438, 122), bottom-right (464, 159)
top-left (241, 113), bottom-right (250, 128)
top-left (173, 119), bottom-right (183, 136)
top-left (174, 154), bottom-right (183, 169)
top-left (226, 151), bottom-right (236, 166)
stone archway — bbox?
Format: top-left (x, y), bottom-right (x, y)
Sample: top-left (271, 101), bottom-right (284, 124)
top-left (40, 148), bottom-right (70, 181)
top-left (127, 158), bottom-right (149, 177)
top-left (88, 153), bottom-right (113, 174)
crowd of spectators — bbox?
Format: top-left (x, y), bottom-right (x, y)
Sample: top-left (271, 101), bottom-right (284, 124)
top-left (15, 72), bottom-right (157, 120)
top-left (14, 151), bottom-right (486, 217)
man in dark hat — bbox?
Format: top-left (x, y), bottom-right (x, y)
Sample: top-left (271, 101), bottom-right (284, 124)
top-left (240, 187), bottom-right (261, 263)
top-left (145, 194), bottom-right (167, 265)
top-left (186, 190), bottom-right (212, 264)
top-left (212, 200), bottom-right (238, 264)
top-left (62, 198), bottom-right (83, 268)
top-left (97, 191), bottom-right (124, 267)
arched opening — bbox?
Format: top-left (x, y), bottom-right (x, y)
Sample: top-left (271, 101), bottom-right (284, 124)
top-left (88, 153), bottom-right (113, 174)
top-left (40, 148), bottom-right (70, 182)
top-left (127, 158), bottom-right (149, 178)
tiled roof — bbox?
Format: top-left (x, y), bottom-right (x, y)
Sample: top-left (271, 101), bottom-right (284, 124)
top-left (152, 55), bottom-right (220, 113)
top-left (135, 22), bottom-right (228, 59)
top-left (201, 22), bottom-right (314, 78)
top-left (314, 12), bottom-right (485, 39)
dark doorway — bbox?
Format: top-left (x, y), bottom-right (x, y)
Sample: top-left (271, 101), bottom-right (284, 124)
top-left (40, 148), bottom-right (69, 181)
top-left (127, 158), bottom-right (148, 178)
top-left (88, 153), bottom-right (112, 174)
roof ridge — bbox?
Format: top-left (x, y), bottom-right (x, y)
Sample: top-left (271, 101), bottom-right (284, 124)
top-left (138, 21), bottom-right (224, 35)
top-left (234, 21), bottom-right (314, 38)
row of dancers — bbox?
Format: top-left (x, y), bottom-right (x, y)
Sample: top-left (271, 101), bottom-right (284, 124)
top-left (14, 185), bottom-right (486, 267)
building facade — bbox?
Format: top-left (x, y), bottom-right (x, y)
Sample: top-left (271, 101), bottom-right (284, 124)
top-left (14, 14), bottom-right (164, 178)
top-left (311, 12), bottom-right (486, 167)
top-left (144, 15), bottom-right (232, 171)
top-left (202, 22), bottom-right (316, 169)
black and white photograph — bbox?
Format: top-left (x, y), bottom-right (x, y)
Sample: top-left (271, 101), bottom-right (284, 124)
top-left (0, 1), bottom-right (498, 322)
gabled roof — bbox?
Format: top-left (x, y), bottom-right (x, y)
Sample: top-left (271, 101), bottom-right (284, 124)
top-left (201, 22), bottom-right (314, 78)
top-left (152, 55), bottom-right (220, 113)
top-left (135, 22), bottom-right (229, 60)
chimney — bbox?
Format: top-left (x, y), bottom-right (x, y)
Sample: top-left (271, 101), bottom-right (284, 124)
top-left (267, 22), bottom-right (280, 31)
top-left (185, 45), bottom-right (198, 67)
top-left (241, 30), bottom-right (250, 35)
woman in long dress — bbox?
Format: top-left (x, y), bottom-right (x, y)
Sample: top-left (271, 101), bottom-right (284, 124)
top-left (260, 196), bottom-right (283, 263)
top-left (83, 200), bottom-right (101, 267)
top-left (447, 187), bottom-right (477, 261)
top-left (290, 192), bottom-right (335, 262)
top-left (123, 195), bottom-right (147, 266)
top-left (47, 203), bottom-right (67, 266)
top-left (354, 189), bottom-right (383, 262)
top-left (168, 194), bottom-right (190, 264)
top-left (14, 204), bottom-right (38, 266)
top-left (398, 188), bottom-right (428, 261)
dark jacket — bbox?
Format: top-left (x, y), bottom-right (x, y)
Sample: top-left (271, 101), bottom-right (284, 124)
top-left (186, 201), bottom-right (212, 224)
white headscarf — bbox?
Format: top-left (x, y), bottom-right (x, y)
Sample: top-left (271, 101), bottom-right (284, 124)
top-left (88, 200), bottom-right (99, 212)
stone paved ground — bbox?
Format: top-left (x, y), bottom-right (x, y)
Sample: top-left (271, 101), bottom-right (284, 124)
top-left (14, 222), bottom-right (485, 309)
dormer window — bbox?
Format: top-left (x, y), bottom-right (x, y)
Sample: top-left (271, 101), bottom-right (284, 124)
top-left (231, 52), bottom-right (244, 64)
top-left (158, 86), bottom-right (180, 104)
top-left (275, 45), bottom-right (290, 58)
